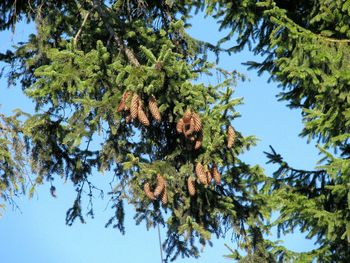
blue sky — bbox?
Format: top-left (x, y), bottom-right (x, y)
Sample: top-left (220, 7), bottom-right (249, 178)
top-left (0, 12), bottom-right (320, 263)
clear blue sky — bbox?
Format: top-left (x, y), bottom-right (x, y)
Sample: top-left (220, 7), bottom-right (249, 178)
top-left (0, 12), bottom-right (320, 263)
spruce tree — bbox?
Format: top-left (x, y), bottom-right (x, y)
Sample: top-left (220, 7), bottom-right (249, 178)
top-left (205, 0), bottom-right (350, 261)
top-left (1, 0), bottom-right (350, 262)
top-left (0, 0), bottom-right (268, 261)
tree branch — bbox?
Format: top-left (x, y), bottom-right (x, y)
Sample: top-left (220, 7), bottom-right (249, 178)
top-left (91, 0), bottom-right (140, 66)
top-left (73, 10), bottom-right (91, 47)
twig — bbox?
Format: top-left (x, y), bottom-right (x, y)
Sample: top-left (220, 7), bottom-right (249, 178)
top-left (73, 11), bottom-right (91, 47)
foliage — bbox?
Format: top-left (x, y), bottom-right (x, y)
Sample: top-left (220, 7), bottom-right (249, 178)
top-left (205, 0), bottom-right (350, 261)
top-left (0, 0), bottom-right (268, 261)
top-left (1, 0), bottom-right (350, 262)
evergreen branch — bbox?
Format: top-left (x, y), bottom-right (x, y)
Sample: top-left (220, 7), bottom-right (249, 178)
top-left (281, 14), bottom-right (350, 44)
top-left (264, 145), bottom-right (326, 182)
top-left (266, 3), bottom-right (350, 44)
top-left (91, 0), bottom-right (140, 66)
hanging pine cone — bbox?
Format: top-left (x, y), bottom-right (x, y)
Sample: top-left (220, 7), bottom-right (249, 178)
top-left (144, 183), bottom-right (156, 200)
top-left (138, 106), bottom-right (150, 126)
top-left (130, 94), bottom-right (140, 119)
top-left (192, 112), bottom-right (202, 132)
top-left (161, 187), bottom-right (168, 205)
top-left (227, 125), bottom-right (235, 149)
top-left (184, 118), bottom-right (195, 137)
top-left (154, 174), bottom-right (165, 197)
top-left (117, 91), bottom-right (131, 112)
top-left (187, 177), bottom-right (196, 196)
top-left (176, 118), bottom-right (184, 133)
top-left (117, 99), bottom-right (125, 112)
top-left (148, 96), bottom-right (161, 122)
top-left (206, 171), bottom-right (212, 184)
top-left (212, 164), bottom-right (221, 185)
top-left (196, 162), bottom-right (207, 185)
top-left (194, 132), bottom-right (203, 150)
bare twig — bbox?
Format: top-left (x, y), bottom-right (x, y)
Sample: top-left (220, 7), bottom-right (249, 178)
top-left (73, 11), bottom-right (91, 47)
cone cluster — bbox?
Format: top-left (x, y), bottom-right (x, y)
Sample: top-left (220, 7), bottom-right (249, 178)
top-left (143, 174), bottom-right (167, 205)
top-left (195, 162), bottom-right (221, 187)
top-left (176, 110), bottom-right (203, 150)
top-left (118, 94), bottom-right (235, 199)
top-left (117, 91), bottom-right (161, 125)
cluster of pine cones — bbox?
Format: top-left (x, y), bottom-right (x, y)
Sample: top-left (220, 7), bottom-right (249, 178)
top-left (117, 92), bottom-right (161, 125)
top-left (176, 109), bottom-right (202, 150)
top-left (143, 174), bottom-right (168, 205)
top-left (186, 163), bottom-right (221, 196)
top-left (117, 91), bottom-right (236, 202)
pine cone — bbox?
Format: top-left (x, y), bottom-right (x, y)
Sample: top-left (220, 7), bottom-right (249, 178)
top-left (227, 125), bottom-right (235, 149)
top-left (187, 177), bottom-right (196, 196)
top-left (195, 162), bottom-right (207, 185)
top-left (161, 187), bottom-right (168, 205)
top-left (176, 118), bottom-right (184, 133)
top-left (192, 113), bottom-right (202, 132)
top-left (183, 110), bottom-right (192, 123)
top-left (117, 91), bottom-right (131, 112)
top-left (183, 118), bottom-right (195, 137)
top-left (154, 174), bottom-right (165, 197)
top-left (212, 164), bottom-right (221, 185)
top-left (138, 107), bottom-right (150, 126)
top-left (130, 94), bottom-right (140, 119)
top-left (194, 133), bottom-right (202, 150)
top-left (144, 183), bottom-right (156, 200)
top-left (117, 100), bottom-right (125, 112)
top-left (206, 171), bottom-right (212, 184)
top-left (148, 96), bottom-right (161, 122)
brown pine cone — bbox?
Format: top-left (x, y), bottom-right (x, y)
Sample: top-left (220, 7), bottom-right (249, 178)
top-left (183, 118), bottom-right (195, 137)
top-left (161, 187), bottom-right (168, 205)
top-left (194, 133), bottom-right (203, 150)
top-left (117, 100), bottom-right (125, 112)
top-left (144, 183), bottom-right (156, 200)
top-left (227, 125), bottom-right (235, 149)
top-left (206, 171), bottom-right (212, 184)
top-left (130, 94), bottom-right (140, 119)
top-left (192, 113), bottom-right (202, 132)
top-left (187, 177), bottom-right (196, 196)
top-left (117, 91), bottom-right (131, 112)
top-left (212, 164), bottom-right (221, 185)
top-left (195, 162), bottom-right (207, 185)
top-left (138, 107), bottom-right (150, 126)
top-left (154, 174), bottom-right (166, 197)
top-left (176, 118), bottom-right (184, 133)
top-left (148, 96), bottom-right (161, 122)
